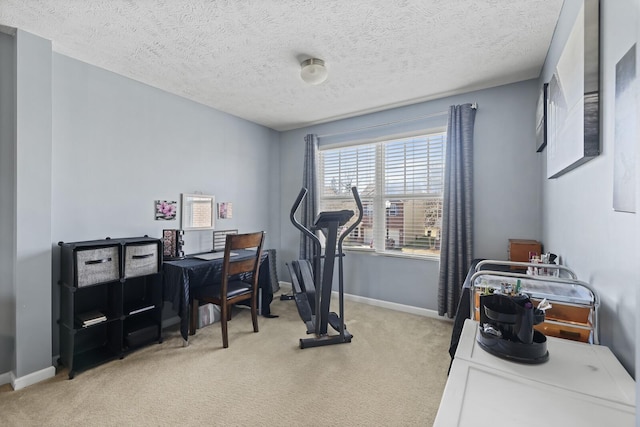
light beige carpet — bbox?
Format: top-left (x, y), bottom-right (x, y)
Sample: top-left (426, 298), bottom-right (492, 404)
top-left (0, 293), bottom-right (452, 426)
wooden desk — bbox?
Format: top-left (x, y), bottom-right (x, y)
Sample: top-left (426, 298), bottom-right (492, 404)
top-left (163, 250), bottom-right (272, 343)
top-left (435, 319), bottom-right (636, 426)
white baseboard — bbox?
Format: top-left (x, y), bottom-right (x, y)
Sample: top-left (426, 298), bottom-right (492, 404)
top-left (278, 281), bottom-right (450, 321)
top-left (341, 292), bottom-right (449, 320)
top-left (11, 365), bottom-right (55, 391)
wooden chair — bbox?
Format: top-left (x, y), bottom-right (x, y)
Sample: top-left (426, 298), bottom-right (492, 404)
top-left (189, 231), bottom-right (265, 348)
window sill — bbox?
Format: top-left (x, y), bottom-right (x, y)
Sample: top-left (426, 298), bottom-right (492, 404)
top-left (344, 247), bottom-right (440, 262)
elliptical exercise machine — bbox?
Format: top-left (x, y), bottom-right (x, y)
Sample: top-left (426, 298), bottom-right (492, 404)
top-left (287, 186), bottom-right (363, 349)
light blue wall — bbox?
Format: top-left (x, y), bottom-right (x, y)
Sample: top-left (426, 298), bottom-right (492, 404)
top-left (0, 31), bottom-right (16, 376)
top-left (278, 79), bottom-right (542, 311)
top-left (541, 0), bottom-right (639, 375)
top-left (14, 29), bottom-right (54, 380)
top-left (0, 29), bottom-right (55, 386)
top-left (51, 54), bottom-right (279, 246)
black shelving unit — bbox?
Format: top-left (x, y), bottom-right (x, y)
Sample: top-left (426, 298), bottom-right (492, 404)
top-left (58, 236), bottom-right (163, 379)
top-left (122, 273), bottom-right (163, 351)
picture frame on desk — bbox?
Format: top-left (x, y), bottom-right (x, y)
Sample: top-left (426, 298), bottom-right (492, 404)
top-left (162, 229), bottom-right (184, 260)
top-left (212, 229), bottom-right (238, 252)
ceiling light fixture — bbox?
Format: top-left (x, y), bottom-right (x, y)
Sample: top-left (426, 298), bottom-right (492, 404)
top-left (300, 58), bottom-right (328, 85)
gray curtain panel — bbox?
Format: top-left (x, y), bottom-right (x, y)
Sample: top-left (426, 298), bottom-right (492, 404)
top-left (300, 134), bottom-right (318, 262)
top-left (438, 104), bottom-right (476, 318)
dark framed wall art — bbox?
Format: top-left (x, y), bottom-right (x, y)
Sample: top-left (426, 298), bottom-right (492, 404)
top-left (546, 0), bottom-right (600, 178)
top-left (535, 83), bottom-right (549, 152)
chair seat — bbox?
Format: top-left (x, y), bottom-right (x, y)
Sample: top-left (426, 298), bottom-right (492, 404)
top-left (192, 280), bottom-right (253, 300)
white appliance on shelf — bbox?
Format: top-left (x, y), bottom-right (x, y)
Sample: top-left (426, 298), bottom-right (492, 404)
top-left (434, 319), bottom-right (636, 426)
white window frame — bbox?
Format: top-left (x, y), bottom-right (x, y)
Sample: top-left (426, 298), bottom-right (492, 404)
top-left (318, 129), bottom-right (446, 260)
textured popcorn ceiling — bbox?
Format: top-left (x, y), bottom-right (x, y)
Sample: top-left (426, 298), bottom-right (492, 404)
top-left (0, 0), bottom-right (563, 131)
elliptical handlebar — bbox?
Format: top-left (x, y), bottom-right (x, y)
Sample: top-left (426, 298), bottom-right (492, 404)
top-left (338, 187), bottom-right (363, 254)
top-left (291, 186), bottom-right (363, 252)
top-left (290, 187), bottom-right (321, 247)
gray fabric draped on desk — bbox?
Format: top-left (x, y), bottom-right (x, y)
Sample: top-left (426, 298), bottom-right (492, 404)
top-left (163, 250), bottom-right (272, 341)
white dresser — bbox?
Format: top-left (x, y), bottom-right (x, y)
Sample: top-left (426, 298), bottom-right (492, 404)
top-left (435, 319), bottom-right (636, 426)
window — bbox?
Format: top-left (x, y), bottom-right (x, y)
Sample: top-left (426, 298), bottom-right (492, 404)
top-left (319, 132), bottom-right (445, 257)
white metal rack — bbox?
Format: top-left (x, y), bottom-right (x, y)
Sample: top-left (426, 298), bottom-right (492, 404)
top-left (469, 260), bottom-right (600, 344)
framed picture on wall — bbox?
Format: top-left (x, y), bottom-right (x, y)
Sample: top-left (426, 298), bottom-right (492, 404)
top-left (217, 202), bottom-right (232, 219)
top-left (546, 0), bottom-right (600, 178)
top-left (535, 83), bottom-right (548, 152)
top-left (155, 200), bottom-right (177, 220)
top-left (613, 44), bottom-right (637, 213)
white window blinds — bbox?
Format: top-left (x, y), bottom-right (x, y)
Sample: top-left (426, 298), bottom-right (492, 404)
top-left (319, 132), bottom-right (445, 257)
